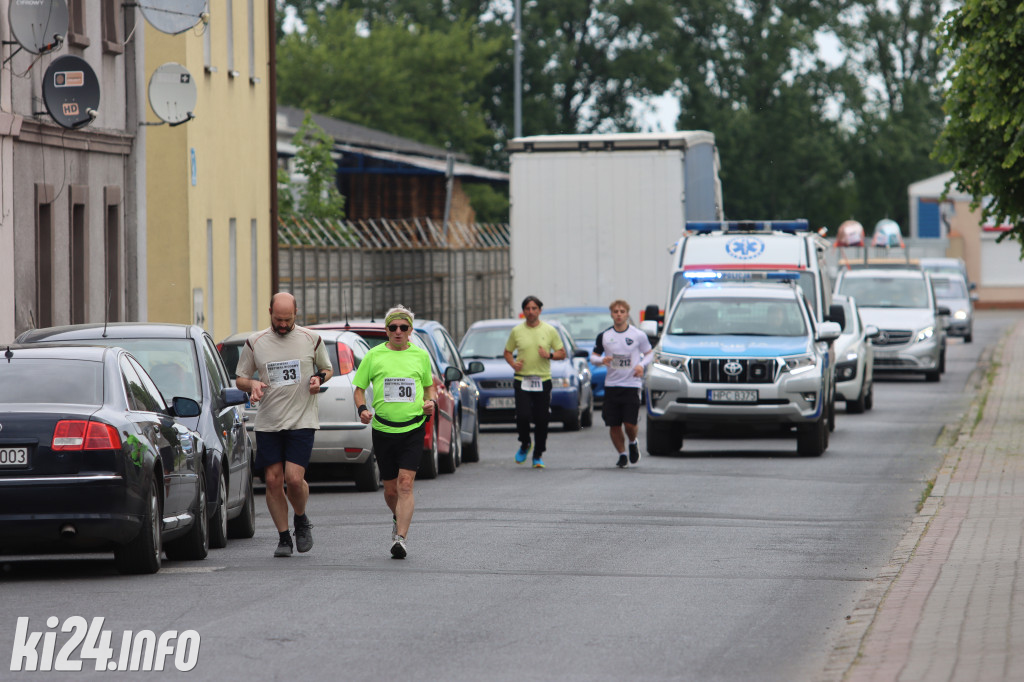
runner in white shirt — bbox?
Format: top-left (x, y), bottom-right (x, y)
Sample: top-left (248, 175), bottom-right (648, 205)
top-left (589, 300), bottom-right (653, 468)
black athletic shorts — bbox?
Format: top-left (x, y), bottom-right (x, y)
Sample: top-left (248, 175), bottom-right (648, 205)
top-left (372, 424), bottom-right (425, 481)
top-left (602, 386), bottom-right (641, 427)
top-left (254, 428), bottom-right (316, 470)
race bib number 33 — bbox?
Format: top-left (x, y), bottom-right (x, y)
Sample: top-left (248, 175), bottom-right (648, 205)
top-left (383, 377), bottom-right (416, 402)
top-left (266, 359), bottom-right (301, 387)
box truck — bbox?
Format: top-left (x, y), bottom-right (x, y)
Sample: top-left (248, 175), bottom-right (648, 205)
top-left (506, 132), bottom-right (723, 314)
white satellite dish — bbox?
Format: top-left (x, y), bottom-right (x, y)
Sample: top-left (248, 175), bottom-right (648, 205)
top-left (148, 63), bottom-right (197, 125)
top-left (138, 0), bottom-right (207, 35)
top-left (9, 0), bottom-right (69, 55)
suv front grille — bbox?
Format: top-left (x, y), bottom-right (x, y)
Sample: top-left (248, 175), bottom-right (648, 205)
top-left (872, 329), bottom-right (913, 346)
top-left (687, 358), bottom-right (777, 384)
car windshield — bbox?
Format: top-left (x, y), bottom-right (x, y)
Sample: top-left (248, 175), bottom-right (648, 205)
top-left (460, 327), bottom-right (514, 359)
top-left (838, 276), bottom-right (929, 308)
top-left (671, 271), bottom-right (818, 317)
top-left (932, 277), bottom-right (968, 299)
top-left (0, 358), bottom-right (103, 405)
top-left (666, 298), bottom-right (806, 336)
top-left (72, 338), bottom-right (202, 403)
top-left (543, 312), bottom-right (609, 342)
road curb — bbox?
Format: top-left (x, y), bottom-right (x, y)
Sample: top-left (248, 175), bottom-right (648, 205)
top-left (818, 334), bottom-right (1002, 682)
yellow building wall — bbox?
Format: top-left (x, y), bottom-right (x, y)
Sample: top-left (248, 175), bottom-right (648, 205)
top-left (145, 1), bottom-right (272, 341)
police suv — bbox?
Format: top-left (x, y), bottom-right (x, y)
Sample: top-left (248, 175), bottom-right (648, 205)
top-left (644, 273), bottom-right (841, 457)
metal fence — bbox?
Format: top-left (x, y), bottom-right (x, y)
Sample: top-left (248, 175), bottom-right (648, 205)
top-left (278, 216), bottom-right (512, 341)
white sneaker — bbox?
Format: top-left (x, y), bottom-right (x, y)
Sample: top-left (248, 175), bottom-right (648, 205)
top-left (391, 536), bottom-right (407, 559)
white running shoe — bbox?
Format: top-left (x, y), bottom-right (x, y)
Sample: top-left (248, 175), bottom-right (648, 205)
top-left (391, 536), bottom-right (407, 559)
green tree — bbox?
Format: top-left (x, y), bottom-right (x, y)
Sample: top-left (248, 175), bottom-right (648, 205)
top-left (935, 0), bottom-right (1024, 252)
top-left (280, 112), bottom-right (346, 221)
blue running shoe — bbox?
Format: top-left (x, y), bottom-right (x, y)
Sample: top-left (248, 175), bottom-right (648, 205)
top-left (515, 444), bottom-right (532, 464)
top-left (532, 457), bottom-right (546, 469)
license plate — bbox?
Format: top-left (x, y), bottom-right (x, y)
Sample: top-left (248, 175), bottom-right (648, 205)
top-left (708, 389), bottom-right (758, 403)
top-left (0, 446), bottom-right (29, 468)
top-left (488, 397), bottom-right (516, 409)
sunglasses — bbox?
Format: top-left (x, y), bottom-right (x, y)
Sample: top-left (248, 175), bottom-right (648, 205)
top-left (387, 324), bottom-right (410, 332)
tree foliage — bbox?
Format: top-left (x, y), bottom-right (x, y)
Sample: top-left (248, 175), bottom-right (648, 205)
top-left (280, 112), bottom-right (347, 221)
top-left (935, 0), bottom-right (1024, 252)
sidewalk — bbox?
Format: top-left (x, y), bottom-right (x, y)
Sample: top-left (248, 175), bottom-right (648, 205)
top-left (823, 318), bottom-right (1024, 681)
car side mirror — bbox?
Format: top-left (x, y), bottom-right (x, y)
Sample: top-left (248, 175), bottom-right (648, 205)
top-left (573, 348), bottom-right (588, 359)
top-left (171, 396), bottom-right (201, 418)
top-left (864, 325), bottom-right (881, 339)
top-left (643, 304), bottom-right (662, 324)
top-left (936, 305), bottom-right (951, 316)
top-left (222, 387), bottom-right (248, 407)
top-left (816, 321), bottom-right (842, 343)
top-left (828, 303), bottom-right (847, 331)
top-left (464, 360), bottom-right (484, 375)
top-left (639, 319), bottom-right (658, 340)
top-left (444, 365), bottom-right (464, 383)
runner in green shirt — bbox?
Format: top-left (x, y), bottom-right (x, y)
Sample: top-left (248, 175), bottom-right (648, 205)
top-left (353, 305), bottom-right (437, 559)
top-left (504, 295), bottom-right (564, 468)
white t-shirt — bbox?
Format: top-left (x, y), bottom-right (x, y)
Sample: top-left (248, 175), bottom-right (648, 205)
top-left (590, 325), bottom-right (652, 389)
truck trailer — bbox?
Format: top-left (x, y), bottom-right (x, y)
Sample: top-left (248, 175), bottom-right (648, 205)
top-left (507, 132), bottom-right (723, 314)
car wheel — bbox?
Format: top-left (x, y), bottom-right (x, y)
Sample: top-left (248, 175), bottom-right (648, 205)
top-left (114, 476), bottom-right (162, 575)
top-left (925, 368), bottom-right (941, 382)
top-left (846, 384), bottom-right (866, 414)
top-left (965, 329), bottom-right (973, 343)
top-left (165, 469), bottom-right (209, 561)
top-left (209, 468), bottom-right (228, 549)
top-left (354, 450), bottom-right (382, 492)
top-left (647, 420), bottom-right (682, 455)
top-left (939, 349), bottom-right (947, 374)
top-left (439, 417), bottom-right (458, 474)
top-left (462, 415), bottom-right (480, 463)
top-left (865, 382), bottom-right (874, 411)
top-left (563, 399), bottom-right (582, 432)
top-left (227, 468), bottom-right (257, 538)
top-left (420, 421), bottom-right (439, 480)
top-left (797, 416), bottom-right (826, 456)
top-left (827, 394), bottom-right (836, 432)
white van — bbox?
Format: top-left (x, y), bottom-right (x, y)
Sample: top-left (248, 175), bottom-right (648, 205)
top-left (644, 221), bottom-right (843, 331)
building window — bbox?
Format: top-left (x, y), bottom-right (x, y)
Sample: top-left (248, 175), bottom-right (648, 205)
top-left (101, 0), bottom-right (123, 54)
top-left (229, 218), bottom-right (238, 333)
top-left (206, 220), bottom-right (215, 331)
top-left (69, 185), bottom-right (88, 325)
top-left (67, 0), bottom-right (90, 48)
top-left (251, 219), bottom-right (258, 328)
top-left (105, 187), bottom-right (122, 322)
top-left (36, 184), bottom-right (55, 328)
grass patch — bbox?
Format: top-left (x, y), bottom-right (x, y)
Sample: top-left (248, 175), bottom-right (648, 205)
top-left (917, 477), bottom-right (936, 513)
top-left (971, 360), bottom-right (1000, 436)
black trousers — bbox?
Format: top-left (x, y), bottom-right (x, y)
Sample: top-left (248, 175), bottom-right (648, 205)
top-left (514, 378), bottom-right (552, 455)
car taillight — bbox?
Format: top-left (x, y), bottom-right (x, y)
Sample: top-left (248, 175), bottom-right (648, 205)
top-left (335, 343), bottom-right (354, 375)
top-left (53, 420), bottom-right (122, 451)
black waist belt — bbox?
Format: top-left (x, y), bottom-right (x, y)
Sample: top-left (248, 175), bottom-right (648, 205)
top-left (373, 414), bottom-right (426, 428)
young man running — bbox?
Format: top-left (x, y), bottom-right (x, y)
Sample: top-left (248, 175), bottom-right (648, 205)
top-left (353, 305), bottom-right (437, 559)
top-left (504, 295), bottom-right (564, 468)
top-left (590, 300), bottom-right (652, 468)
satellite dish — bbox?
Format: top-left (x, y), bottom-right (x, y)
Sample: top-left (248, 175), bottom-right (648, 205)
top-left (148, 63), bottom-right (197, 125)
top-left (42, 55), bottom-right (100, 129)
top-left (9, 0), bottom-right (69, 55)
top-left (138, 0), bottom-right (207, 35)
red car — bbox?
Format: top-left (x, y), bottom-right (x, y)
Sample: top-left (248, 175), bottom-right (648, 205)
top-left (310, 322), bottom-right (462, 479)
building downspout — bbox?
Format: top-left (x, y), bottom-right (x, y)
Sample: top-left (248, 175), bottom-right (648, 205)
top-left (268, 0), bottom-right (279, 293)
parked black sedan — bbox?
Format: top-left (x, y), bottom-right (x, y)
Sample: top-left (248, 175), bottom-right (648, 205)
top-left (0, 344), bottom-right (208, 574)
top-left (16, 323), bottom-right (256, 548)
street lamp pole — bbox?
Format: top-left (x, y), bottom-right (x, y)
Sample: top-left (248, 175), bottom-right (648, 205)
top-left (513, 0), bottom-right (522, 138)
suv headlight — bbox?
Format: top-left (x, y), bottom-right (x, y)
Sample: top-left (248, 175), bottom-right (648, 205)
top-left (915, 326), bottom-right (935, 343)
top-left (653, 351), bottom-right (688, 373)
top-left (551, 376), bottom-right (572, 388)
top-left (783, 354), bottom-right (817, 375)
top-left (953, 309), bottom-right (968, 320)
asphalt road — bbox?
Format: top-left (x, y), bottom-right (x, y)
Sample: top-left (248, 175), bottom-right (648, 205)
top-left (1, 311), bottom-right (1016, 681)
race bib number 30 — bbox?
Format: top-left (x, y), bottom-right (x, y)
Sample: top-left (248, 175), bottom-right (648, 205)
top-left (266, 359), bottom-right (301, 387)
top-left (383, 377), bottom-right (416, 402)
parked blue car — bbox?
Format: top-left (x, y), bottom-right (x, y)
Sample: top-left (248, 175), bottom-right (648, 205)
top-left (414, 320), bottom-right (485, 462)
top-left (542, 307), bottom-right (614, 404)
top-left (458, 318), bottom-right (594, 431)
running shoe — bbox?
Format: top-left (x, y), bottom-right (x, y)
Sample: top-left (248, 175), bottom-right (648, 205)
top-left (629, 441), bottom-right (641, 465)
top-left (294, 517), bottom-right (314, 553)
top-left (515, 444), bottom-right (532, 464)
top-left (391, 535), bottom-right (408, 559)
top-left (532, 457), bottom-right (546, 469)
top-left (274, 537), bottom-right (293, 558)
top-left (617, 454), bottom-right (628, 468)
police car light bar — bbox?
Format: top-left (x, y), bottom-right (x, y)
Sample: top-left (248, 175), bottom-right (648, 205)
top-left (686, 220), bottom-right (810, 234)
top-left (683, 270), bottom-right (800, 284)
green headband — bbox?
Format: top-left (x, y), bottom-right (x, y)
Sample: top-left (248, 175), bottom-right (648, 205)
top-left (385, 310), bottom-right (413, 326)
